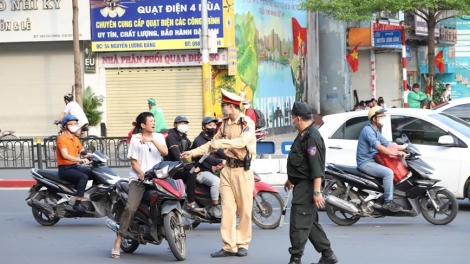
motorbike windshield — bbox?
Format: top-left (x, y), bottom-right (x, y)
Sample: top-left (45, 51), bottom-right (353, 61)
top-left (429, 113), bottom-right (470, 138)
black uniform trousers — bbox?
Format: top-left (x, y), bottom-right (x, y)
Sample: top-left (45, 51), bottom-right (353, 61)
top-left (288, 178), bottom-right (331, 256)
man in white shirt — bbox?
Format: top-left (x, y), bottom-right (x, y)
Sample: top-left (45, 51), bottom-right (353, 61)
top-left (57, 93), bottom-right (89, 132)
top-left (111, 111), bottom-right (168, 259)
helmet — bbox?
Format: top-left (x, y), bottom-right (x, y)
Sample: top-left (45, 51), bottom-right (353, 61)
top-left (202, 116), bottom-right (217, 125)
top-left (64, 93), bottom-right (73, 101)
top-left (147, 98), bottom-right (156, 106)
top-left (62, 115), bottom-right (79, 127)
top-left (174, 115), bottom-right (189, 123)
top-left (368, 106), bottom-right (387, 120)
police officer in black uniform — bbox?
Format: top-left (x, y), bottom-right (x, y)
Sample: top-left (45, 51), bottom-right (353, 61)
top-left (284, 102), bottom-right (338, 264)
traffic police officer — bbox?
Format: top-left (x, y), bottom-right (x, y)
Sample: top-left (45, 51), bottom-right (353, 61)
top-left (284, 102), bottom-right (338, 264)
top-left (181, 89), bottom-right (256, 258)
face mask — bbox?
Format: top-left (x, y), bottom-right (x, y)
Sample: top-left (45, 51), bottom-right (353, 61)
top-left (205, 128), bottom-right (216, 136)
top-left (222, 108), bottom-right (228, 116)
top-left (244, 104), bottom-right (251, 109)
top-left (177, 124), bottom-right (188, 134)
top-left (378, 118), bottom-right (385, 126)
top-left (68, 125), bottom-right (80, 133)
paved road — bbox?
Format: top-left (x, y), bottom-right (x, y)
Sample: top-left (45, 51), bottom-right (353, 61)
top-left (2, 188), bottom-right (469, 264)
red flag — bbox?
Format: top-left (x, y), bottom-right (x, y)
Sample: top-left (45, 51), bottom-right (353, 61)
top-left (434, 50), bottom-right (445, 73)
top-left (346, 44), bottom-right (359, 72)
top-left (292, 18), bottom-right (307, 55)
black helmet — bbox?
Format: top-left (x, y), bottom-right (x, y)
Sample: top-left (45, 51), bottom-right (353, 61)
top-left (64, 93), bottom-right (73, 101)
top-left (201, 116), bottom-right (217, 125)
top-left (174, 115), bottom-right (189, 123)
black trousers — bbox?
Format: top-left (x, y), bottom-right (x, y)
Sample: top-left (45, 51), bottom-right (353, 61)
top-left (58, 164), bottom-right (94, 197)
top-left (288, 178), bottom-right (331, 256)
top-left (173, 171), bottom-right (197, 203)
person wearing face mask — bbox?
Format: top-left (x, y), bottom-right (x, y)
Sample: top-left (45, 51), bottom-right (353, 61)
top-left (356, 106), bottom-right (407, 213)
top-left (165, 115), bottom-right (202, 215)
top-left (242, 99), bottom-right (257, 125)
top-left (190, 116), bottom-right (227, 217)
top-left (56, 115), bottom-right (94, 212)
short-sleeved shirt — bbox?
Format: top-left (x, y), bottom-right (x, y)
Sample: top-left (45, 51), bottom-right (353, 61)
top-left (56, 133), bottom-right (83, 166)
top-left (287, 124), bottom-right (325, 182)
top-left (149, 107), bottom-right (168, 133)
top-left (356, 122), bottom-right (390, 168)
top-left (128, 133), bottom-right (166, 182)
top-left (63, 101), bottom-right (89, 127)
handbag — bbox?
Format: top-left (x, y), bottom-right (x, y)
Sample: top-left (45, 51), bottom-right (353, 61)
top-left (374, 145), bottom-right (409, 183)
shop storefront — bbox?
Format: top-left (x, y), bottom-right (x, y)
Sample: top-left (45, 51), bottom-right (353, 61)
top-left (0, 0), bottom-right (90, 137)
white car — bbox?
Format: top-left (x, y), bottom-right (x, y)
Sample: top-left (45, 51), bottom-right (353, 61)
top-left (433, 97), bottom-right (470, 122)
top-left (318, 108), bottom-right (470, 200)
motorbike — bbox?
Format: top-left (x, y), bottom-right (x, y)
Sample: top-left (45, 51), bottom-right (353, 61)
top-left (25, 151), bottom-right (121, 226)
top-left (322, 134), bottom-right (459, 226)
top-left (106, 161), bottom-right (188, 261)
top-left (182, 153), bottom-right (284, 230)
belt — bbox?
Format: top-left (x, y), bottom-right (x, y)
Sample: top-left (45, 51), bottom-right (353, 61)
top-left (226, 158), bottom-right (244, 168)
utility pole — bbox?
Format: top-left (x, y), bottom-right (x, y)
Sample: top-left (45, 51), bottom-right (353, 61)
top-left (72, 0), bottom-right (83, 107)
top-left (201, 0), bottom-right (212, 117)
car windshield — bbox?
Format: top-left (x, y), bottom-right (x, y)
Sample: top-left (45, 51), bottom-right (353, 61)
top-left (429, 113), bottom-right (470, 138)
top-left (432, 102), bottom-right (450, 110)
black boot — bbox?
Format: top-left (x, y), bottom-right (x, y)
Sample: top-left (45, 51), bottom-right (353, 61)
top-left (288, 255), bottom-right (302, 264)
top-left (314, 250), bottom-right (338, 264)
top-left (73, 201), bottom-right (86, 212)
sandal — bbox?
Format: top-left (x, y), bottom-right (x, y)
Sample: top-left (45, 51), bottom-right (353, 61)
top-left (111, 248), bottom-right (120, 259)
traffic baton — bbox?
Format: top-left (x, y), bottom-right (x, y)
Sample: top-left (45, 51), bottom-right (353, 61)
top-left (278, 189), bottom-right (291, 228)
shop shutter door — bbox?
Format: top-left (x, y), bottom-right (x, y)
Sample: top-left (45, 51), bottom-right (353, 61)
top-left (105, 67), bottom-right (203, 141)
top-left (376, 53), bottom-right (401, 107)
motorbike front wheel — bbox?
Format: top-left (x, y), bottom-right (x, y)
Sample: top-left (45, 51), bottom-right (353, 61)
top-left (31, 190), bottom-right (60, 226)
top-left (325, 188), bottom-right (360, 226)
top-left (252, 192), bottom-right (284, 229)
top-left (421, 189), bottom-right (458, 225)
top-left (164, 211), bottom-right (187, 261)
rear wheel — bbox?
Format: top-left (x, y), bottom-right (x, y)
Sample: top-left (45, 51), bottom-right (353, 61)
top-left (31, 191), bottom-right (60, 226)
top-left (0, 134), bottom-right (22, 160)
top-left (325, 188), bottom-right (360, 226)
top-left (164, 211), bottom-right (187, 261)
top-left (252, 192), bottom-right (284, 229)
top-left (120, 238), bottom-right (139, 253)
top-left (421, 189), bottom-right (458, 225)
top-left (116, 140), bottom-right (130, 162)
top-left (43, 136), bottom-right (58, 162)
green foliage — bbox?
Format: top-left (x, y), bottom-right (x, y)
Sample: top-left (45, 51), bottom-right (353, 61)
top-left (217, 74), bottom-right (236, 92)
top-left (83, 86), bottom-right (104, 126)
top-left (432, 79), bottom-right (446, 104)
top-left (300, 0), bottom-right (470, 22)
top-left (235, 11), bottom-right (258, 91)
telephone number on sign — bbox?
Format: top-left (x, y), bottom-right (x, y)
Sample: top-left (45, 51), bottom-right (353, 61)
top-left (33, 34), bottom-right (75, 38)
top-left (184, 40), bottom-right (221, 47)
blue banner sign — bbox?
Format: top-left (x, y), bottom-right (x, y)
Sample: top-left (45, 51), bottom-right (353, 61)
top-left (90, 0), bottom-right (225, 52)
top-left (406, 45), bottom-right (411, 61)
top-left (373, 30), bottom-right (402, 49)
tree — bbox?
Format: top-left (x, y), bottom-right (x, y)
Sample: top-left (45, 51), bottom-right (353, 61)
top-left (72, 0), bottom-right (83, 107)
top-left (301, 0), bottom-right (470, 84)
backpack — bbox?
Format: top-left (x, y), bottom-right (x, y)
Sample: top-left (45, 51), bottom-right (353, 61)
top-left (253, 109), bottom-right (266, 129)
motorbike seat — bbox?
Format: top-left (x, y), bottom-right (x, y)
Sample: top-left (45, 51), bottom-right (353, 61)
top-left (117, 180), bottom-right (129, 193)
top-left (332, 165), bottom-right (377, 181)
top-left (36, 169), bottom-right (74, 185)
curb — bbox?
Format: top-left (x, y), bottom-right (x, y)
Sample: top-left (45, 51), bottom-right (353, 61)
top-left (0, 179), bottom-right (36, 188)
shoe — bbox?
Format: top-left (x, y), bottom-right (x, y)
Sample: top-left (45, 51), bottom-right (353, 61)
top-left (73, 202), bottom-right (86, 212)
top-left (237, 248), bottom-right (248, 257)
top-left (208, 204), bottom-right (222, 218)
top-left (315, 252), bottom-right (338, 264)
top-left (211, 249), bottom-right (237, 257)
top-left (184, 203), bottom-right (205, 216)
top-left (288, 255), bottom-right (302, 264)
top-left (382, 200), bottom-right (403, 212)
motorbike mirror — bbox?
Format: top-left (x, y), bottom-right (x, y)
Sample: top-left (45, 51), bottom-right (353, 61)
top-left (80, 150), bottom-right (88, 156)
top-left (395, 138), bottom-right (405, 145)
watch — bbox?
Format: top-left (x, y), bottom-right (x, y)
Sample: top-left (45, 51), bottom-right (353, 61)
top-left (313, 190), bottom-right (322, 196)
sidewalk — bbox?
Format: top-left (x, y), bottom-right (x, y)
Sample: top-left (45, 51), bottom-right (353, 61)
top-left (0, 132), bottom-right (296, 187)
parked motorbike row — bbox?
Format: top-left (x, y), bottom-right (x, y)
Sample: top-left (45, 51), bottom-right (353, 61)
top-left (25, 149), bottom-right (283, 261)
